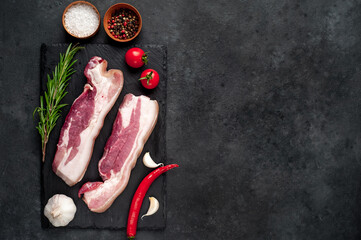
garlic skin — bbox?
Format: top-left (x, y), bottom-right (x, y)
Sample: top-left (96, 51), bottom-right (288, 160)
top-left (44, 194), bottom-right (77, 227)
top-left (141, 197), bottom-right (159, 220)
top-left (143, 152), bottom-right (163, 168)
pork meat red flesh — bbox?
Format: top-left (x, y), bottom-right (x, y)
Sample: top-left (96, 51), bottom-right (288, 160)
top-left (78, 94), bottom-right (159, 212)
top-left (52, 56), bottom-right (124, 186)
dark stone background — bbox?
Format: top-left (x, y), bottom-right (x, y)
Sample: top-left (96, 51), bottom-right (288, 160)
top-left (1, 0), bottom-right (361, 239)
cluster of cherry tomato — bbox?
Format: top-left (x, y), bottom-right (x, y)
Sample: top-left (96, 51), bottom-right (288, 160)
top-left (125, 48), bottom-right (159, 89)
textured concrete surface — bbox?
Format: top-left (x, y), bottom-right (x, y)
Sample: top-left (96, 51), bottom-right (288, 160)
top-left (1, 0), bottom-right (361, 239)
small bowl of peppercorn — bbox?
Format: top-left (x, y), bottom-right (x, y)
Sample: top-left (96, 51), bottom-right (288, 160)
top-left (103, 3), bottom-right (142, 42)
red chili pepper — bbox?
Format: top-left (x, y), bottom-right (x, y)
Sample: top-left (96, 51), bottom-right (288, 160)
top-left (127, 164), bottom-right (179, 239)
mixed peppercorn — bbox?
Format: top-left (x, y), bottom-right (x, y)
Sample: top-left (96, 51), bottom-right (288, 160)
top-left (107, 8), bottom-right (139, 39)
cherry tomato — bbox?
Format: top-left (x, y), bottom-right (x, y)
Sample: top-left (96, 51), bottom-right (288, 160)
top-left (139, 69), bottom-right (159, 89)
top-left (125, 48), bottom-right (148, 68)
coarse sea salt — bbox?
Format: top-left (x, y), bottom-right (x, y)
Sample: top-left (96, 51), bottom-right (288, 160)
top-left (64, 3), bottom-right (99, 38)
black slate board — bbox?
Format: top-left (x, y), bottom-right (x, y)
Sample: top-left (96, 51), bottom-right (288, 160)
top-left (40, 44), bottom-right (167, 229)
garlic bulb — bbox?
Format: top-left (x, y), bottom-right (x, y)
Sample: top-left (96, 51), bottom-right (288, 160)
top-left (141, 197), bottom-right (159, 220)
top-left (143, 152), bottom-right (163, 168)
top-left (44, 194), bottom-right (77, 227)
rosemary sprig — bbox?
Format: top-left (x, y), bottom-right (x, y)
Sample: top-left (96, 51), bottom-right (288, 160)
top-left (34, 44), bottom-right (83, 162)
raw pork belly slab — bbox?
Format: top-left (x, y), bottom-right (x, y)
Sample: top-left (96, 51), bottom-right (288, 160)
top-left (53, 56), bottom-right (124, 186)
top-left (78, 94), bottom-right (159, 212)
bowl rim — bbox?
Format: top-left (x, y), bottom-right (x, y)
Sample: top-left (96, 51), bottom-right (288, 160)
top-left (103, 3), bottom-right (142, 42)
top-left (62, 1), bottom-right (101, 39)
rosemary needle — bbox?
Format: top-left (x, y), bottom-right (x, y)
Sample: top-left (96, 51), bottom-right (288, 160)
top-left (34, 44), bottom-right (83, 162)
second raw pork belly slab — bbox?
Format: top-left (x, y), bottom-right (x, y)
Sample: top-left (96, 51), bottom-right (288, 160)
top-left (78, 94), bottom-right (159, 213)
top-left (52, 56), bottom-right (124, 186)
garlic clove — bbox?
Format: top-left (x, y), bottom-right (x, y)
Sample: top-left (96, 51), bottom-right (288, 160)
top-left (141, 197), bottom-right (160, 220)
top-left (143, 152), bottom-right (164, 168)
top-left (44, 194), bottom-right (77, 227)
